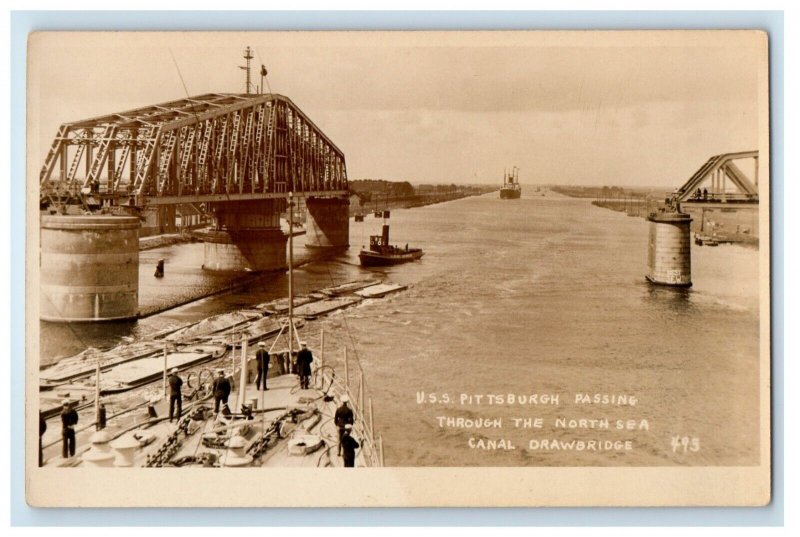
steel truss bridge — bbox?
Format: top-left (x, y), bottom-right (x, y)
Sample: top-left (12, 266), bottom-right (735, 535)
top-left (672, 151), bottom-right (759, 205)
top-left (39, 93), bottom-right (348, 208)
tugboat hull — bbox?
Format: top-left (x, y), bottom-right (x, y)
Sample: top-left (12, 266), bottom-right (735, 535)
top-left (359, 249), bottom-right (424, 267)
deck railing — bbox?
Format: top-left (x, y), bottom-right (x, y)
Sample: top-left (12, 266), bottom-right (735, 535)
top-left (316, 354), bottom-right (384, 467)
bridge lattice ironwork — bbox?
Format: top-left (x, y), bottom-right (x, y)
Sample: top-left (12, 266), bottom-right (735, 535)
top-left (39, 93), bottom-right (348, 208)
top-left (673, 151), bottom-right (759, 204)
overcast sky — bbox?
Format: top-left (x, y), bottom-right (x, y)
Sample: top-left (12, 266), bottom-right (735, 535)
top-left (28, 32), bottom-right (765, 187)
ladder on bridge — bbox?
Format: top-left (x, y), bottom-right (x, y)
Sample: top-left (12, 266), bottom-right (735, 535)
top-left (251, 104), bottom-right (267, 192)
top-left (65, 139), bottom-right (86, 184)
top-left (265, 105), bottom-right (278, 193)
top-left (179, 126), bottom-right (197, 194)
top-left (39, 125), bottom-right (68, 184)
top-left (196, 121), bottom-right (214, 192)
top-left (132, 126), bottom-right (162, 195)
top-left (239, 109), bottom-right (255, 192)
top-left (156, 129), bottom-right (179, 194)
top-left (84, 125), bottom-right (118, 190)
top-left (112, 143), bottom-right (131, 191)
top-left (211, 116), bottom-right (229, 193)
top-left (226, 113), bottom-right (242, 193)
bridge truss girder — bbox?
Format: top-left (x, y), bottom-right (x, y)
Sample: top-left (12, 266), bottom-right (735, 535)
top-left (673, 151), bottom-right (759, 204)
top-left (39, 93), bottom-right (348, 208)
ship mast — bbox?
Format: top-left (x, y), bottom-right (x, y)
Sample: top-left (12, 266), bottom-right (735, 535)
top-left (240, 46), bottom-right (254, 94)
top-left (288, 192), bottom-right (295, 368)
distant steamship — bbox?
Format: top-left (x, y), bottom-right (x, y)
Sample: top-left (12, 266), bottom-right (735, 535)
top-left (500, 167), bottom-right (522, 199)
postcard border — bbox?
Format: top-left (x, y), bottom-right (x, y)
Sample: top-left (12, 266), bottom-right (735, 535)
top-left (10, 9), bottom-right (785, 526)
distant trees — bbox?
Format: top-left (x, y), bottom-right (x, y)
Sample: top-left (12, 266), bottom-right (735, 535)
top-left (552, 185), bottom-right (652, 200)
top-left (392, 181), bottom-right (415, 197)
top-left (350, 179), bottom-right (414, 198)
top-left (349, 179), bottom-right (470, 199)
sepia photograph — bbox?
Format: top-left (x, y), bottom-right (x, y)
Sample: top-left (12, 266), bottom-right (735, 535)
top-left (25, 30), bottom-right (771, 507)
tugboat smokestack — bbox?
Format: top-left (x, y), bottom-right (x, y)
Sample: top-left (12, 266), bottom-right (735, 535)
top-left (382, 224), bottom-right (390, 246)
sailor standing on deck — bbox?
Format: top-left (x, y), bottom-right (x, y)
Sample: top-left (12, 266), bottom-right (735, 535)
top-left (60, 400), bottom-right (78, 459)
top-left (212, 369), bottom-right (232, 414)
top-left (341, 424), bottom-right (360, 468)
top-left (334, 395), bottom-right (354, 456)
top-left (39, 411), bottom-right (46, 467)
top-left (296, 341), bottom-right (314, 390)
top-left (255, 341), bottom-right (270, 391)
top-left (168, 368), bottom-right (183, 422)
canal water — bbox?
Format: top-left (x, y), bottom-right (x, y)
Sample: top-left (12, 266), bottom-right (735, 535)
top-left (40, 191), bottom-right (761, 467)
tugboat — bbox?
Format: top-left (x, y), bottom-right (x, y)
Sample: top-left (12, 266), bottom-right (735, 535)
top-left (500, 167), bottom-right (522, 199)
top-left (359, 211), bottom-right (424, 267)
top-left (694, 234), bottom-right (719, 246)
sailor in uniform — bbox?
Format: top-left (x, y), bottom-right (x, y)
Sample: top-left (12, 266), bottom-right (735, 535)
top-left (168, 368), bottom-right (183, 422)
top-left (340, 424), bottom-right (360, 468)
top-left (334, 395), bottom-right (354, 456)
top-left (255, 341), bottom-right (270, 391)
top-left (60, 399), bottom-right (78, 459)
top-left (39, 411), bottom-right (47, 466)
top-left (296, 341), bottom-right (314, 390)
top-left (212, 369), bottom-right (232, 414)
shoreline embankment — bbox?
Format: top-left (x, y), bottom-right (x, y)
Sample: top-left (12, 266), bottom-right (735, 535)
top-left (350, 189), bottom-right (497, 217)
top-left (590, 199), bottom-right (758, 248)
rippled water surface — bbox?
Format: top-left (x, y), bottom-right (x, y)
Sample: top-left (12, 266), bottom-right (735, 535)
top-left (40, 191), bottom-right (761, 466)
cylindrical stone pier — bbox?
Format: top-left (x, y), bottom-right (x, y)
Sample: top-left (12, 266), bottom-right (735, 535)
top-left (202, 199), bottom-right (288, 272)
top-left (40, 215), bottom-right (140, 322)
top-left (646, 212), bottom-right (693, 287)
top-left (305, 197), bottom-right (350, 248)
top-left (202, 229), bottom-right (288, 272)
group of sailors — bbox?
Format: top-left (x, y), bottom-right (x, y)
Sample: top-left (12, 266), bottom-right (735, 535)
top-left (42, 340), bottom-right (361, 467)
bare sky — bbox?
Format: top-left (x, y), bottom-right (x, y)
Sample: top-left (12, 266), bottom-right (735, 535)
top-left (28, 31), bottom-right (766, 187)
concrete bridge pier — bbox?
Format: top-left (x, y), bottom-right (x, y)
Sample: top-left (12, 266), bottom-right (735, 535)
top-left (202, 199), bottom-right (288, 272)
top-left (646, 212), bottom-right (693, 287)
top-left (40, 215), bottom-right (140, 322)
top-left (304, 197), bottom-right (350, 248)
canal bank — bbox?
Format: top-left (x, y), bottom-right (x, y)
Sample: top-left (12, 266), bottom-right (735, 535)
top-left (350, 188), bottom-right (497, 217)
top-left (590, 200), bottom-right (759, 248)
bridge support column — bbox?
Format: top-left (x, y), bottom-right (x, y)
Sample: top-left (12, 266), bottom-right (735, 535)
top-left (646, 212), bottom-right (692, 287)
top-left (305, 197), bottom-right (350, 248)
top-left (202, 200), bottom-right (287, 272)
top-left (40, 215), bottom-right (140, 322)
